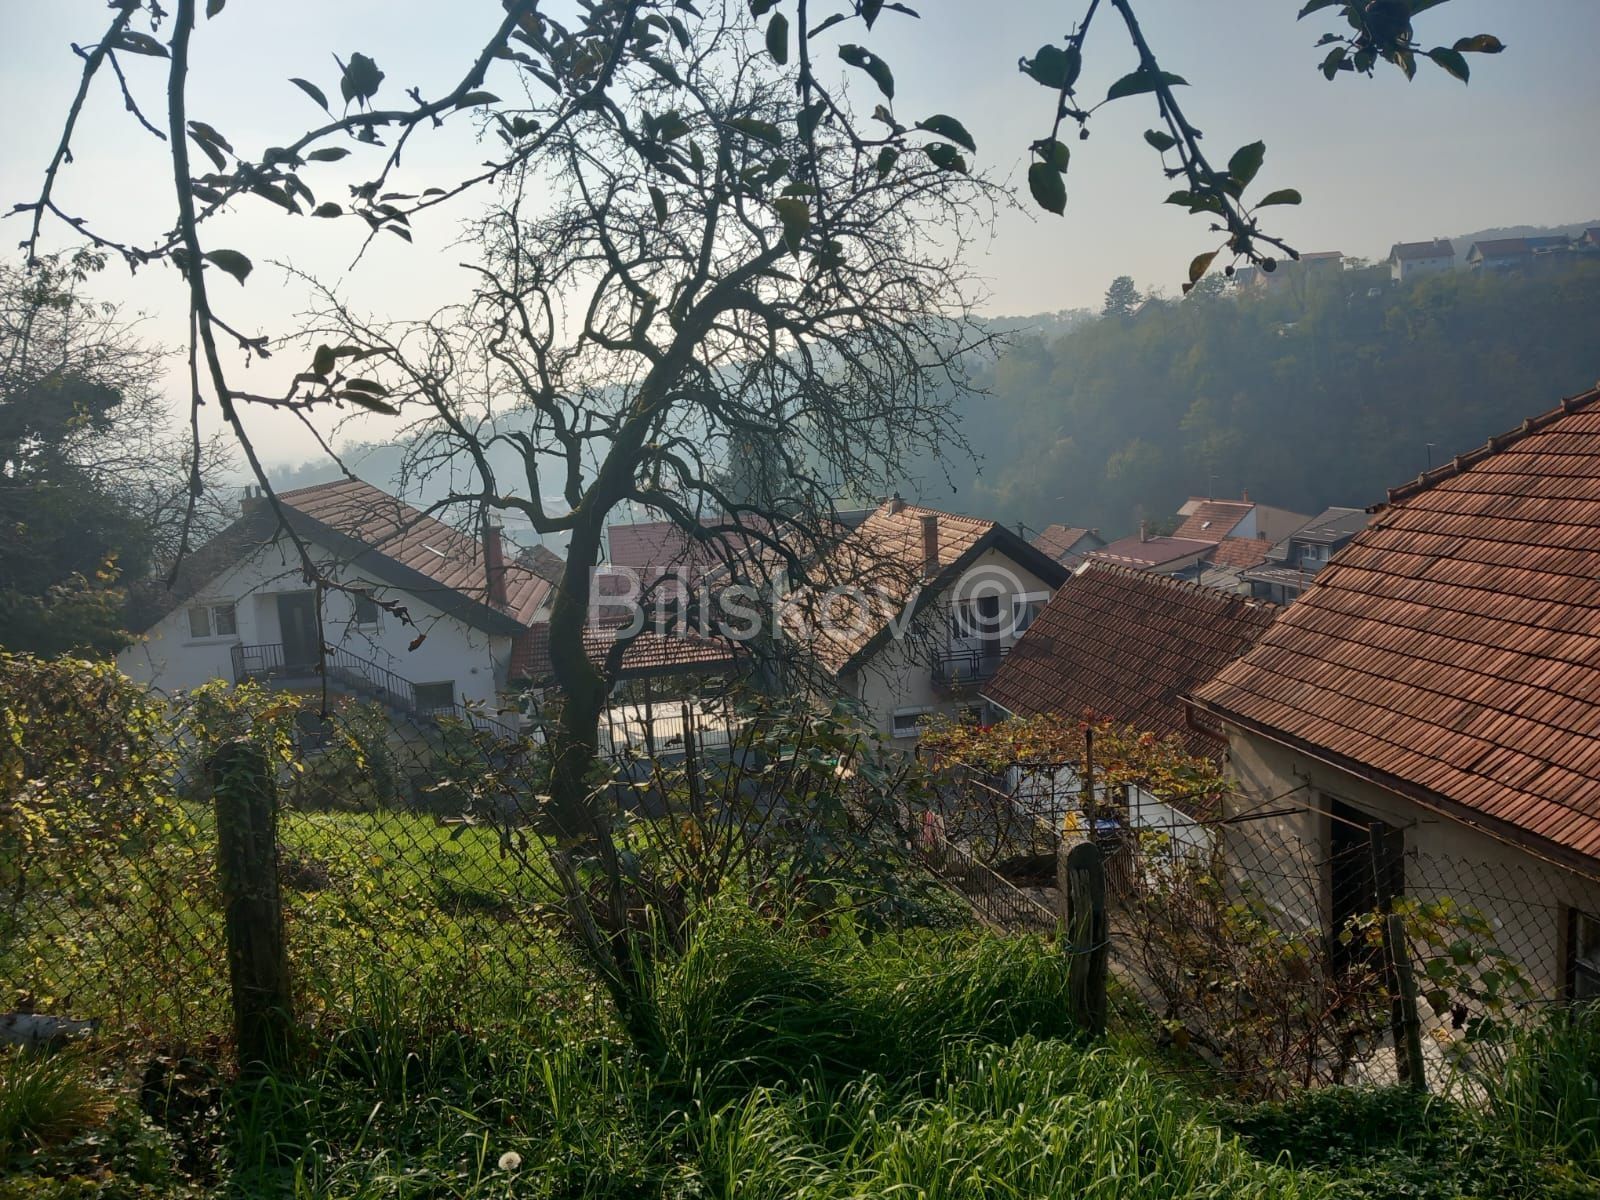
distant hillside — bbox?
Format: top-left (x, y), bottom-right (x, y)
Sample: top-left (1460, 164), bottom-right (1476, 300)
top-left (923, 259), bottom-right (1600, 537)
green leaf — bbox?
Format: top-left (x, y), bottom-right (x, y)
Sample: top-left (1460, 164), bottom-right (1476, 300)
top-left (1320, 47), bottom-right (1349, 80)
top-left (1427, 46), bottom-right (1470, 82)
top-left (206, 0), bottom-right (226, 16)
top-left (765, 12), bottom-right (788, 65)
top-left (1188, 249), bottom-right (1217, 284)
top-left (875, 146), bottom-right (898, 180)
top-left (649, 185), bottom-right (667, 224)
top-left (454, 90), bottom-right (500, 108)
top-left (312, 202), bottom-right (342, 218)
top-left (1296, 0), bottom-right (1341, 17)
top-left (290, 78), bottom-right (331, 113)
top-left (773, 196), bottom-right (810, 254)
top-left (308, 147), bottom-right (350, 162)
top-left (339, 389), bottom-right (399, 416)
top-left (925, 143), bottom-right (966, 173)
top-left (1038, 138), bottom-right (1070, 172)
top-left (1227, 140), bottom-right (1266, 192)
top-left (1020, 44), bottom-right (1082, 91)
top-left (1027, 162), bottom-right (1066, 215)
top-left (114, 31), bottom-right (169, 57)
top-left (342, 378), bottom-right (389, 396)
top-left (1255, 188), bottom-right (1302, 207)
top-left (730, 116), bottom-right (783, 145)
top-left (1106, 69), bottom-right (1187, 102)
top-left (1144, 129), bottom-right (1177, 152)
top-left (339, 52), bottom-right (385, 106)
top-left (1453, 34), bottom-right (1505, 54)
top-left (204, 249), bottom-right (252, 285)
top-left (916, 114), bottom-right (975, 153)
top-left (861, 0), bottom-right (884, 29)
top-left (839, 45), bottom-right (894, 100)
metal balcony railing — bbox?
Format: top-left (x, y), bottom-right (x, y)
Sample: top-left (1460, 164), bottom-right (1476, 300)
top-left (932, 645), bottom-right (1009, 690)
top-left (230, 642), bottom-right (520, 742)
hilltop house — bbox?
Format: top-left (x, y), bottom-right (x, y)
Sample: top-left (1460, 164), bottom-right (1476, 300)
top-left (1237, 505), bottom-right (1370, 605)
top-left (794, 498), bottom-right (1067, 745)
top-left (983, 563), bottom-right (1276, 852)
top-left (119, 480), bottom-right (552, 730)
top-left (1030, 523), bottom-right (1105, 567)
top-left (1190, 386), bottom-right (1600, 1001)
top-left (1466, 235), bottom-right (1575, 272)
top-left (1387, 239), bottom-right (1454, 283)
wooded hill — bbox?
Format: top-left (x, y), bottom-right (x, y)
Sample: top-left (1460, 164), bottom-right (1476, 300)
top-left (921, 259), bottom-right (1600, 537)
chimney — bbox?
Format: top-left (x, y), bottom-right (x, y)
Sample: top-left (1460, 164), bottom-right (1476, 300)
top-left (240, 484), bottom-right (267, 515)
top-left (887, 491), bottom-right (906, 514)
top-left (920, 513), bottom-right (940, 576)
top-left (1241, 488), bottom-right (1250, 503)
top-left (1139, 519), bottom-right (1149, 543)
top-left (484, 522), bottom-right (509, 607)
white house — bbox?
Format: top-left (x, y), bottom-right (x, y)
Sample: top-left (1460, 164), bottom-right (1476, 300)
top-left (119, 480), bottom-right (552, 730)
top-left (791, 498), bottom-right (1068, 746)
top-left (1387, 239), bottom-right (1454, 282)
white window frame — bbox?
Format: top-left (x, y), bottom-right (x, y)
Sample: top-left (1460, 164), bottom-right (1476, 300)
top-left (186, 602), bottom-right (237, 642)
top-left (414, 681), bottom-right (457, 714)
top-left (892, 706), bottom-right (932, 738)
top-left (351, 591), bottom-right (382, 628)
top-left (1011, 592), bottom-right (1050, 637)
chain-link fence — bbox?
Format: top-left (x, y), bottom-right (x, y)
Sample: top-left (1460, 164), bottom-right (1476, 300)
top-left (1, 658), bottom-right (601, 1054)
top-left (924, 755), bottom-right (1600, 1100)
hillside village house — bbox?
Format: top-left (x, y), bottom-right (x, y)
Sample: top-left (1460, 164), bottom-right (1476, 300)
top-left (1386, 239), bottom-right (1455, 282)
top-left (1236, 505), bottom-right (1370, 604)
top-left (119, 480), bottom-right (551, 730)
top-left (983, 563), bottom-right (1276, 855)
top-left (1030, 523), bottom-right (1105, 567)
top-left (1190, 385), bottom-right (1600, 1002)
top-left (1466, 235), bottom-right (1576, 272)
top-left (795, 498), bottom-right (1067, 746)
top-left (1086, 496), bottom-right (1310, 580)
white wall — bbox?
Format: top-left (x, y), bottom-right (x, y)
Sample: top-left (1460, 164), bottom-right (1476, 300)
top-left (117, 532), bottom-right (513, 712)
top-left (1221, 724), bottom-right (1600, 1001)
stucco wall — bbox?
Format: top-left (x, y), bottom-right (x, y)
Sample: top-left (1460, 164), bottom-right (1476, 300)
top-left (1220, 723), bottom-right (1600, 1001)
top-left (117, 532), bottom-right (512, 712)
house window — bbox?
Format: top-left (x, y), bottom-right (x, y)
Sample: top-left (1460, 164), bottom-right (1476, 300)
top-left (951, 595), bottom-right (1003, 642)
top-left (352, 592), bottom-right (381, 626)
top-left (1011, 593), bottom-right (1049, 636)
top-left (414, 682), bottom-right (456, 714)
top-left (187, 603), bottom-right (237, 640)
top-left (1570, 909), bottom-right (1600, 1003)
top-left (892, 707), bottom-right (930, 738)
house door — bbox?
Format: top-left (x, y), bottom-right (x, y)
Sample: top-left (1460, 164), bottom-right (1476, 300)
top-left (1328, 799), bottom-right (1403, 972)
top-left (276, 592), bottom-right (321, 671)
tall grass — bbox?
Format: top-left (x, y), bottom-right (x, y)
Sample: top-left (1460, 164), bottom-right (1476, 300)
top-left (1476, 1003), bottom-right (1600, 1173)
top-left (0, 1048), bottom-right (111, 1167)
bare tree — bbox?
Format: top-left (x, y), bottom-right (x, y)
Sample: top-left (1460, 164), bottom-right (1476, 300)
top-left (294, 8), bottom-right (994, 1012)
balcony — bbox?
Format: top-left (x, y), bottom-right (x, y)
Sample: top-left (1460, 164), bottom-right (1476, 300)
top-left (933, 646), bottom-right (1008, 693)
top-left (230, 642), bottom-right (518, 741)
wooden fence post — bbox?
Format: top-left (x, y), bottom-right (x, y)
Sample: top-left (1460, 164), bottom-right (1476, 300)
top-left (208, 739), bottom-right (292, 1072)
top-left (1065, 840), bottom-right (1109, 1037)
top-left (1386, 912), bottom-right (1428, 1092)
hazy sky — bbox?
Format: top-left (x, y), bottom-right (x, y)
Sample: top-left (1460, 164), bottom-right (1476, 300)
top-left (2, 0), bottom-right (1597, 467)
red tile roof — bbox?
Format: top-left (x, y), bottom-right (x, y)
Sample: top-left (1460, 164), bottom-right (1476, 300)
top-left (985, 565), bottom-right (1275, 759)
top-left (508, 621), bottom-right (737, 682)
top-left (1192, 385), bottom-right (1600, 874)
top-left (1086, 535), bottom-right (1213, 571)
top-left (1173, 500), bottom-right (1253, 543)
top-left (279, 480), bottom-right (551, 625)
top-left (1032, 524), bottom-right (1101, 562)
top-left (1389, 239), bottom-right (1454, 262)
top-left (1208, 536), bottom-right (1274, 570)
